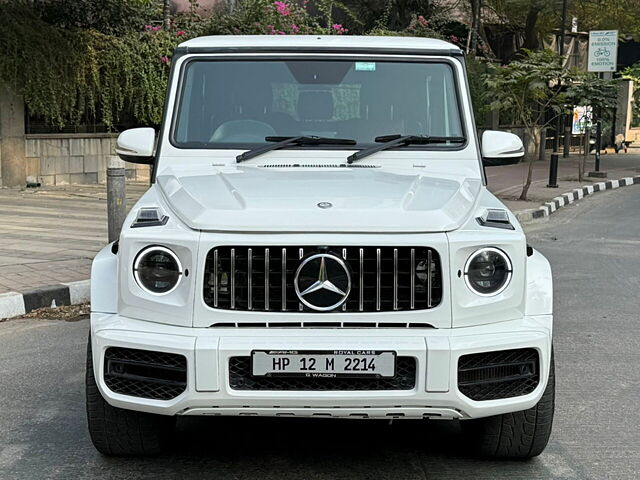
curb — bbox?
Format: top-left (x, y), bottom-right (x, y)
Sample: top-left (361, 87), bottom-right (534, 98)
top-left (514, 176), bottom-right (640, 224)
top-left (0, 280), bottom-right (90, 320)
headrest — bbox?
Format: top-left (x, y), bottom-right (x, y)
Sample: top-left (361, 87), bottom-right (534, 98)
top-left (297, 91), bottom-right (334, 121)
top-left (210, 120), bottom-right (276, 143)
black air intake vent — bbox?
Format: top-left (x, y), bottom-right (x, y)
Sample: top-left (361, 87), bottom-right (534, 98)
top-left (458, 348), bottom-right (540, 401)
top-left (104, 347), bottom-right (187, 400)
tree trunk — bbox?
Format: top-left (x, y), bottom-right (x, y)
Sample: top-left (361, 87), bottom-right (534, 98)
top-left (163, 0), bottom-right (171, 30)
top-left (518, 128), bottom-right (538, 200)
top-left (522, 6), bottom-right (542, 50)
top-left (467, 0), bottom-right (481, 53)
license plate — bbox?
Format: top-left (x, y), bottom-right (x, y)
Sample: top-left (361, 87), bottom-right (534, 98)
top-left (251, 350), bottom-right (396, 378)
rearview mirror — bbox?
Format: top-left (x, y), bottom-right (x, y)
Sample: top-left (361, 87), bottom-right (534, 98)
top-left (481, 130), bottom-right (524, 167)
top-left (116, 128), bottom-right (156, 164)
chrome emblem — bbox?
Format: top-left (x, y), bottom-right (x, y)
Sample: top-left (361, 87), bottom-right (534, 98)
top-left (317, 202), bottom-right (333, 209)
top-left (294, 253), bottom-right (351, 311)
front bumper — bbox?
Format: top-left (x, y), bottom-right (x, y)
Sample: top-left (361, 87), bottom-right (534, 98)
top-left (90, 313), bottom-right (552, 420)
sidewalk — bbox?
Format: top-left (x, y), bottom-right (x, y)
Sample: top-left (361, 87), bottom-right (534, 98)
top-left (0, 151), bottom-right (639, 297)
top-left (487, 150), bottom-right (640, 213)
top-left (0, 184), bottom-right (146, 295)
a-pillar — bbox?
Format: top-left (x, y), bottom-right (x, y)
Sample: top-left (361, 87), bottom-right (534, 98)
top-left (0, 85), bottom-right (26, 187)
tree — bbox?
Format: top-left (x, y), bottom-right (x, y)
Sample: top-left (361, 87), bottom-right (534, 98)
top-left (481, 0), bottom-right (556, 57)
top-left (565, 73), bottom-right (619, 181)
top-left (484, 49), bottom-right (574, 200)
top-left (571, 0), bottom-right (640, 38)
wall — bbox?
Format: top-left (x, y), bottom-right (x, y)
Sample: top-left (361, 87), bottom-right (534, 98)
top-left (24, 134), bottom-right (149, 185)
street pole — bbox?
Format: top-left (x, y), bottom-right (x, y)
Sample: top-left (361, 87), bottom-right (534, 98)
top-left (548, 0), bottom-right (569, 188)
top-left (107, 156), bottom-right (127, 243)
top-left (595, 120), bottom-right (602, 171)
top-left (563, 120), bottom-right (571, 157)
top-left (539, 128), bottom-right (547, 162)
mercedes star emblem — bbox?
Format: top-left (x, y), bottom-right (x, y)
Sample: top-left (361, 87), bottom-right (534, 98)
top-left (294, 253), bottom-right (351, 311)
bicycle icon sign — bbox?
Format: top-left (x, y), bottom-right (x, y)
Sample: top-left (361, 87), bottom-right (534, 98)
top-left (594, 47), bottom-right (610, 58)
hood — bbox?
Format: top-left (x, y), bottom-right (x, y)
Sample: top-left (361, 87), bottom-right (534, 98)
top-left (156, 164), bottom-right (481, 233)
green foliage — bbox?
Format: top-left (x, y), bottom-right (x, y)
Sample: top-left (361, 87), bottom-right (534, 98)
top-left (565, 73), bottom-right (619, 122)
top-left (194, 0), bottom-right (338, 36)
top-left (484, 49), bottom-right (573, 130)
top-left (465, 56), bottom-right (493, 126)
top-left (0, 0), bottom-right (478, 129)
top-left (0, 0), bottom-right (358, 128)
top-left (338, 0), bottom-right (433, 32)
top-left (0, 4), bottom-right (178, 127)
top-left (571, 0), bottom-right (640, 39)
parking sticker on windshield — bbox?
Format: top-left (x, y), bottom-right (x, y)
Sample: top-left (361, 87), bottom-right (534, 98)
top-left (355, 62), bottom-right (376, 72)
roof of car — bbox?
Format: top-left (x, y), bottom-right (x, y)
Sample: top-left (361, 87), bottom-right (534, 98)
top-left (176, 35), bottom-right (462, 55)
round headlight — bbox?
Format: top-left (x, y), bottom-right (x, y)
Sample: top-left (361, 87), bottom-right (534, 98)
top-left (464, 247), bottom-right (512, 296)
top-left (133, 246), bottom-right (182, 295)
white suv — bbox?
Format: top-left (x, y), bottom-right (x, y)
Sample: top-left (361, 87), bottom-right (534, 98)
top-left (87, 35), bottom-right (554, 458)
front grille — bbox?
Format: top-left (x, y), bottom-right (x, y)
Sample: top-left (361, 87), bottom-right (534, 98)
top-left (457, 348), bottom-right (539, 401)
top-left (229, 356), bottom-right (417, 391)
top-left (104, 347), bottom-right (187, 400)
top-left (204, 246), bottom-right (442, 313)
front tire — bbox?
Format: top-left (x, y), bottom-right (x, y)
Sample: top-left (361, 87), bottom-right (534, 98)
top-left (85, 338), bottom-right (175, 456)
top-left (463, 350), bottom-right (555, 459)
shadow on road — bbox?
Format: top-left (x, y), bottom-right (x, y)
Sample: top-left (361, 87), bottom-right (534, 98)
top-left (88, 416), bottom-right (555, 480)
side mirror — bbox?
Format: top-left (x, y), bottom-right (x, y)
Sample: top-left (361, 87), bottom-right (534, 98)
top-left (116, 128), bottom-right (156, 164)
top-left (481, 130), bottom-right (524, 167)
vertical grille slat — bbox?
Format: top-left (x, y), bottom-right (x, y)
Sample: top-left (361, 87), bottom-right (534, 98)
top-left (359, 248), bottom-right (364, 312)
top-left (376, 248), bottom-right (381, 312)
top-left (281, 247), bottom-right (287, 312)
top-left (230, 248), bottom-right (236, 310)
top-left (203, 246), bottom-right (442, 313)
top-left (213, 249), bottom-right (219, 308)
top-left (265, 248), bottom-right (270, 311)
top-left (393, 248), bottom-right (398, 311)
top-left (247, 248), bottom-right (253, 311)
top-left (427, 249), bottom-right (432, 308)
top-left (410, 248), bottom-right (415, 310)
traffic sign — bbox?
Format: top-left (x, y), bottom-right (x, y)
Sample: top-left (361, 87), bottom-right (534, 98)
top-left (588, 30), bottom-right (618, 72)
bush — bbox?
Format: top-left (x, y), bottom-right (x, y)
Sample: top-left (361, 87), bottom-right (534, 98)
top-left (196, 0), bottom-right (345, 36)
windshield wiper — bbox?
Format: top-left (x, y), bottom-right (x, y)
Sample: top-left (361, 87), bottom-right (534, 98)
top-left (347, 134), bottom-right (465, 164)
top-left (236, 136), bottom-right (356, 163)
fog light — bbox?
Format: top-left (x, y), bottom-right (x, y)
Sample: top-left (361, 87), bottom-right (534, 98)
top-left (133, 246), bottom-right (182, 295)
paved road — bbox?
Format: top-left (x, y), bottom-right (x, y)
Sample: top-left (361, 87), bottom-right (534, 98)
top-left (1, 187), bottom-right (639, 479)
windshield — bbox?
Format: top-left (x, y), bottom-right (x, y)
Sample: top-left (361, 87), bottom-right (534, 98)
top-left (172, 59), bottom-right (464, 149)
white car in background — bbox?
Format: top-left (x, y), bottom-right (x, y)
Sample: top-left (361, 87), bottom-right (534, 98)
top-left (87, 35), bottom-right (554, 458)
